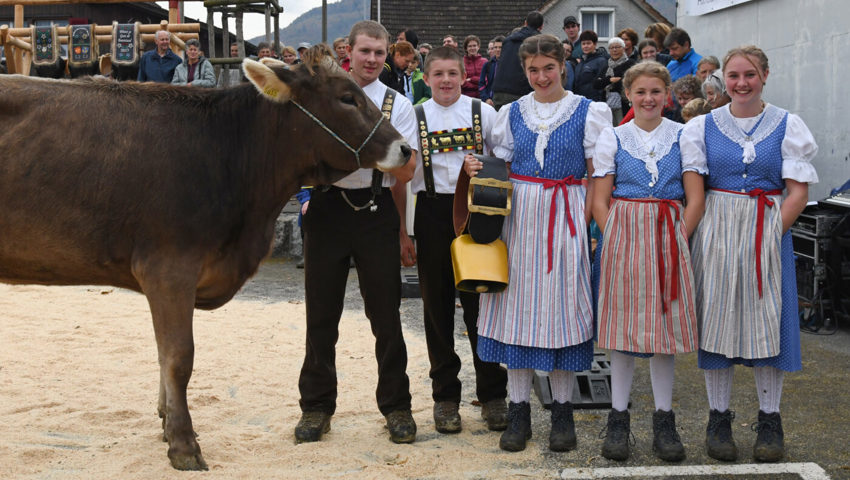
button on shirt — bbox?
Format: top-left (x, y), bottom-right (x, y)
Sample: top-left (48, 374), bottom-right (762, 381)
top-left (410, 95), bottom-right (498, 194)
top-left (334, 78), bottom-right (419, 189)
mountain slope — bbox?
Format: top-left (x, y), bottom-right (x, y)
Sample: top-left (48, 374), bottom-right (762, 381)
top-left (250, 0), bottom-right (369, 47)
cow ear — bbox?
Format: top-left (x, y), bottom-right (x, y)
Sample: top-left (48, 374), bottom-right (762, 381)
top-left (243, 58), bottom-right (292, 103)
top-left (259, 57), bottom-right (288, 69)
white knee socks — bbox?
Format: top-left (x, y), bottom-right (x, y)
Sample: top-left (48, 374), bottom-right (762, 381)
top-left (610, 351), bottom-right (635, 412)
top-left (549, 369), bottom-right (576, 404)
top-left (649, 354), bottom-right (675, 411)
top-left (704, 367), bottom-right (734, 412)
top-left (754, 366), bottom-right (784, 414)
top-left (507, 368), bottom-right (534, 403)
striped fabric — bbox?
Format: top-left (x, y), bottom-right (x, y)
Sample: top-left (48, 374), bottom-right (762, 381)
top-left (478, 179), bottom-right (594, 349)
top-left (597, 199), bottom-right (698, 354)
top-left (691, 190), bottom-right (784, 358)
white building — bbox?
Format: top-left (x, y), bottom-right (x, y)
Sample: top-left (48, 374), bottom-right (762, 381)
top-left (678, 0), bottom-right (850, 201)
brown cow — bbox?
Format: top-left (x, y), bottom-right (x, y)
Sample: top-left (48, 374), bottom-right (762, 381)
top-left (0, 58), bottom-right (410, 470)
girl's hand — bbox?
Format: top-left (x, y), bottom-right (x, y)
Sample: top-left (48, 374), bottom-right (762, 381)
top-left (463, 153), bottom-right (483, 177)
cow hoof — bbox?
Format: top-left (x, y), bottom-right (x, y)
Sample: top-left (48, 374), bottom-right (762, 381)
top-left (168, 448), bottom-right (208, 471)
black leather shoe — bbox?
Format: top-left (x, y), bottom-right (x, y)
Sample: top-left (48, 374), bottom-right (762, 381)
top-left (433, 401), bottom-right (462, 433)
top-left (706, 409), bottom-right (737, 461)
top-left (481, 398), bottom-right (508, 431)
top-left (752, 410), bottom-right (784, 462)
top-left (499, 402), bottom-right (532, 452)
top-left (385, 409), bottom-right (416, 444)
top-left (294, 411), bottom-right (331, 443)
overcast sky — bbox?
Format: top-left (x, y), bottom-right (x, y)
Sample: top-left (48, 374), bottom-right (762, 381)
top-left (158, 0), bottom-right (328, 40)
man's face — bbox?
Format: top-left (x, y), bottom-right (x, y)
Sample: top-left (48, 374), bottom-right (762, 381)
top-left (349, 34), bottom-right (388, 87)
top-left (258, 48), bottom-right (272, 59)
top-left (563, 22), bottom-right (580, 41)
top-left (696, 62), bottom-right (714, 81)
top-left (492, 41), bottom-right (502, 59)
top-left (443, 36), bottom-right (457, 48)
top-left (230, 44), bottom-right (239, 57)
top-left (419, 46), bottom-right (431, 58)
top-left (668, 41), bottom-right (690, 61)
top-left (155, 32), bottom-right (170, 52)
top-left (297, 48), bottom-right (307, 58)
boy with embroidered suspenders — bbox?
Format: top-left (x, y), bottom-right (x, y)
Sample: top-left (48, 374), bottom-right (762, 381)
top-left (400, 46), bottom-right (508, 434)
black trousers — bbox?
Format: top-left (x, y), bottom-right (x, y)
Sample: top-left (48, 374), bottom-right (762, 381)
top-left (414, 192), bottom-right (507, 403)
top-left (299, 187), bottom-right (412, 416)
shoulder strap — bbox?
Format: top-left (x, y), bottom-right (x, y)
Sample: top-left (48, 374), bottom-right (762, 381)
top-left (471, 99), bottom-right (484, 155)
top-left (371, 88), bottom-right (396, 195)
top-left (414, 103), bottom-right (436, 198)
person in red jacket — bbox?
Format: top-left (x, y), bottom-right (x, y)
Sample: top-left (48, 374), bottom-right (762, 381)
top-left (461, 35), bottom-right (487, 98)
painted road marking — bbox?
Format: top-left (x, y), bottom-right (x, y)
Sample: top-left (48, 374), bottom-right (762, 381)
top-left (559, 462), bottom-right (830, 479)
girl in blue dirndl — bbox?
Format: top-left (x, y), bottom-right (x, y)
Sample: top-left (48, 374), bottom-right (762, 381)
top-left (681, 46), bottom-right (818, 463)
top-left (463, 34), bottom-right (611, 453)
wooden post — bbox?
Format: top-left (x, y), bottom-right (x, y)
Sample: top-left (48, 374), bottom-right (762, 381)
top-left (273, 9), bottom-right (279, 56)
top-left (14, 4), bottom-right (26, 75)
top-left (206, 8), bottom-right (215, 58)
top-left (264, 2), bottom-right (270, 44)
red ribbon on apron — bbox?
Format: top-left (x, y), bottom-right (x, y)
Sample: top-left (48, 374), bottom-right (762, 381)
top-left (711, 188), bottom-right (783, 297)
top-left (510, 173), bottom-right (583, 273)
top-left (617, 198), bottom-right (681, 312)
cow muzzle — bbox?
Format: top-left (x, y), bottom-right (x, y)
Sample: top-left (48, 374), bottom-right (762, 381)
top-left (375, 140), bottom-right (411, 172)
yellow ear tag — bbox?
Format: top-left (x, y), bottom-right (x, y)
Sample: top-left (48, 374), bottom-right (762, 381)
top-left (263, 86), bottom-right (279, 98)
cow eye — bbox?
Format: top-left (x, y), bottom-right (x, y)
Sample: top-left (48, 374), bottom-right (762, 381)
top-left (340, 94), bottom-right (357, 105)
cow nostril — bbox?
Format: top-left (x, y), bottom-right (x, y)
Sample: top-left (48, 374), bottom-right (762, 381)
top-left (400, 143), bottom-right (412, 160)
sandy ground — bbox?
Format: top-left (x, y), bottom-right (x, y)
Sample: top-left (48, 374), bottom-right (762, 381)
top-left (2, 259), bottom-right (850, 479)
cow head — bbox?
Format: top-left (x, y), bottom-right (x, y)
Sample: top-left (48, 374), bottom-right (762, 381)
top-left (242, 58), bottom-right (411, 185)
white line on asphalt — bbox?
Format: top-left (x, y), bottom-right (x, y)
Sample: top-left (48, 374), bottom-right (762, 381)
top-left (559, 462), bottom-right (830, 479)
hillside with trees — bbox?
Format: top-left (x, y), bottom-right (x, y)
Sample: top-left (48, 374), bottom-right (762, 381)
top-left (250, 0), bottom-right (369, 47)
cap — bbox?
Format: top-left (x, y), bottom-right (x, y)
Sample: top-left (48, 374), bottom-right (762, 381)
top-left (297, 42), bottom-right (311, 50)
top-left (563, 16), bottom-right (579, 27)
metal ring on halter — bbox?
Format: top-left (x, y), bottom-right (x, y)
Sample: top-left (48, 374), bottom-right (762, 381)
top-left (290, 100), bottom-right (385, 169)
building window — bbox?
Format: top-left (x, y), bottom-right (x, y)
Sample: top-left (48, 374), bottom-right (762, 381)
top-left (580, 8), bottom-right (615, 41)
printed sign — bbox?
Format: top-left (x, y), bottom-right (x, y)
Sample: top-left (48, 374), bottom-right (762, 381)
top-left (70, 25), bottom-right (93, 63)
top-left (33, 26), bottom-right (55, 62)
top-left (683, 0), bottom-right (755, 16)
top-left (114, 24), bottom-right (136, 63)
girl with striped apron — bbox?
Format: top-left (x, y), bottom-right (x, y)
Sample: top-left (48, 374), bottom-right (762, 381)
top-left (592, 62), bottom-right (706, 462)
top-left (463, 35), bottom-right (612, 453)
top-left (681, 46), bottom-right (818, 463)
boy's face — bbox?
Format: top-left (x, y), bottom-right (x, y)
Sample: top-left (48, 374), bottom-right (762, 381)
top-left (424, 58), bottom-right (464, 107)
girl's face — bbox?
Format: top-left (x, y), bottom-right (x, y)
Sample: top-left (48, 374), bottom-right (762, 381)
top-left (524, 54), bottom-right (564, 100)
top-left (626, 75), bottom-right (668, 123)
top-left (724, 54), bottom-right (768, 108)
top-left (466, 41), bottom-right (479, 56)
top-left (640, 45), bottom-right (657, 61)
top-left (283, 51), bottom-right (297, 64)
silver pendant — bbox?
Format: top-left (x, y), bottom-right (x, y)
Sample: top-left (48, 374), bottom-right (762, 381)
top-left (370, 204), bottom-right (378, 212)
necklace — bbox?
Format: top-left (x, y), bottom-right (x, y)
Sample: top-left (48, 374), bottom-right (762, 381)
top-left (531, 91), bottom-right (567, 131)
top-left (633, 122), bottom-right (660, 159)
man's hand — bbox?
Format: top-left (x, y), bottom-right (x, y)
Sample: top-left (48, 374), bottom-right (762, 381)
top-left (400, 232), bottom-right (416, 266)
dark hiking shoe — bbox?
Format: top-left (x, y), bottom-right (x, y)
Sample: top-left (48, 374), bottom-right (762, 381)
top-left (433, 401), bottom-right (462, 433)
top-left (294, 411), bottom-right (331, 443)
top-left (499, 401), bottom-right (532, 452)
top-left (481, 398), bottom-right (508, 431)
top-left (653, 409), bottom-right (686, 462)
top-left (385, 409), bottom-right (416, 444)
top-left (549, 401), bottom-right (577, 452)
top-left (600, 409), bottom-right (632, 461)
top-left (706, 409), bottom-right (737, 461)
top-left (752, 410), bottom-right (784, 462)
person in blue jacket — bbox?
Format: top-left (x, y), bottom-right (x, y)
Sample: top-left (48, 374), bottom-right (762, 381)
top-left (137, 30), bottom-right (182, 83)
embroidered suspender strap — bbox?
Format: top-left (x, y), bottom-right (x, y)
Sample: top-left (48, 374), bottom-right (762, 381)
top-left (617, 198), bottom-right (681, 312)
top-left (472, 99), bottom-right (484, 155)
top-left (371, 88), bottom-right (396, 196)
top-left (710, 187), bottom-right (783, 297)
top-left (510, 173), bottom-right (583, 273)
top-left (413, 103), bottom-right (437, 198)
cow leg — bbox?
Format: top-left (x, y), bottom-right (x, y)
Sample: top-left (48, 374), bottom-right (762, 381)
top-left (136, 262), bottom-right (208, 471)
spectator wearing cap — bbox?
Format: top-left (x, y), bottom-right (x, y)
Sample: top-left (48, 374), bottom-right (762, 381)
top-left (297, 42), bottom-right (311, 59)
top-left (562, 15), bottom-right (582, 61)
top-left (171, 38), bottom-right (215, 87)
top-left (663, 28), bottom-right (702, 81)
top-left (490, 10), bottom-right (544, 109)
